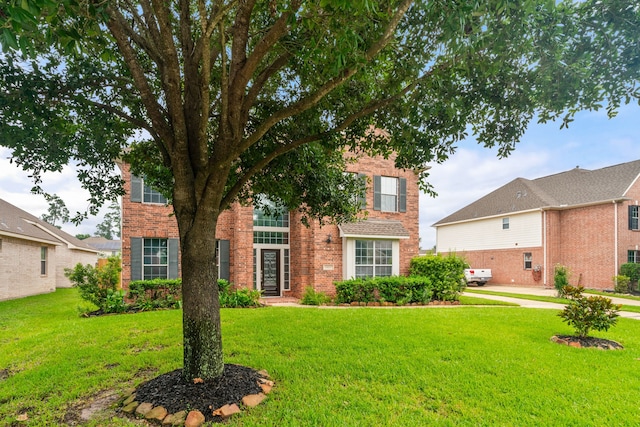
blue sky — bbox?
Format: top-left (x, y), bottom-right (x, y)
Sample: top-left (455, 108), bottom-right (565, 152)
top-left (419, 103), bottom-right (639, 249)
top-left (0, 103), bottom-right (638, 242)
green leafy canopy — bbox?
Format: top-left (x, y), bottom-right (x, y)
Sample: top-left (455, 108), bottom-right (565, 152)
top-left (1, 1), bottom-right (638, 216)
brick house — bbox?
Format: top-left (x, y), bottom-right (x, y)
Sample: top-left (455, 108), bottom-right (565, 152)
top-left (433, 160), bottom-right (640, 290)
top-left (0, 198), bottom-right (99, 301)
top-left (119, 153), bottom-right (420, 297)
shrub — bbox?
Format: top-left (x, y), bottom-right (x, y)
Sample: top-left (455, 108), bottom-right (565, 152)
top-left (409, 254), bottom-right (467, 301)
top-left (334, 279), bottom-right (377, 304)
top-left (620, 263), bottom-right (640, 291)
top-left (375, 276), bottom-right (432, 305)
top-left (219, 284), bottom-right (262, 308)
top-left (300, 287), bottom-right (332, 305)
top-left (334, 276), bottom-right (436, 305)
top-left (128, 279), bottom-right (182, 310)
top-left (554, 264), bottom-right (570, 297)
top-left (65, 256), bottom-right (122, 313)
top-left (558, 285), bottom-right (621, 338)
top-left (613, 275), bottom-right (631, 294)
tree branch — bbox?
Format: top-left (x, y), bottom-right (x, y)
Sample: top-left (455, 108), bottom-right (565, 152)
top-left (233, 0), bottom-right (413, 158)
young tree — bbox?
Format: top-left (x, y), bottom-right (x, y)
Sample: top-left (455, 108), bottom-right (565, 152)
top-left (95, 201), bottom-right (121, 240)
top-left (1, 1), bottom-right (638, 382)
top-left (40, 193), bottom-right (70, 228)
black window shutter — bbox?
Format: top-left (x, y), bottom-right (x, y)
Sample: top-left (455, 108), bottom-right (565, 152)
top-left (398, 177), bottom-right (407, 213)
top-left (218, 239), bottom-right (230, 281)
top-left (130, 238), bottom-right (142, 281)
top-left (131, 174), bottom-right (143, 202)
top-left (168, 238), bottom-right (179, 279)
top-left (629, 205), bottom-right (639, 230)
top-left (357, 173), bottom-right (367, 209)
top-left (373, 175), bottom-right (381, 211)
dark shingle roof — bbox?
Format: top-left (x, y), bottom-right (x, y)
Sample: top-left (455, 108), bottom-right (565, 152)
top-left (0, 198), bottom-right (97, 251)
top-left (339, 219), bottom-right (410, 238)
top-left (434, 159), bottom-right (640, 226)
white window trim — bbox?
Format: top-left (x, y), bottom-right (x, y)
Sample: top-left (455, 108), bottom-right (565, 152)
top-left (343, 238), bottom-right (400, 279)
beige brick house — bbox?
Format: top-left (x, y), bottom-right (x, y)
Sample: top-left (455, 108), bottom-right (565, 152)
top-left (119, 153), bottom-right (420, 297)
top-left (434, 160), bottom-right (640, 290)
top-left (0, 198), bottom-right (99, 301)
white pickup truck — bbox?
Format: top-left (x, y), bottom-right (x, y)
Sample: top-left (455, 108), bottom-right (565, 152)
top-left (464, 268), bottom-right (492, 286)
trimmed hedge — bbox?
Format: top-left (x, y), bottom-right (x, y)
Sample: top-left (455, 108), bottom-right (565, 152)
top-left (334, 254), bottom-right (468, 305)
top-left (128, 279), bottom-right (182, 310)
top-left (127, 278), bottom-right (262, 309)
top-left (409, 254), bottom-right (468, 301)
top-left (334, 276), bottom-right (433, 305)
top-left (620, 263), bottom-right (640, 290)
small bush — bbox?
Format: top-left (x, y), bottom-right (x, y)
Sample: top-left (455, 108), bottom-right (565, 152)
top-left (128, 279), bottom-right (182, 310)
top-left (554, 264), bottom-right (570, 297)
top-left (65, 256), bottom-right (122, 313)
top-left (620, 263), bottom-right (640, 291)
top-left (334, 279), bottom-right (377, 304)
top-left (334, 276), bottom-right (438, 305)
top-left (558, 285), bottom-right (621, 338)
top-left (613, 275), bottom-right (631, 294)
top-left (410, 254), bottom-right (467, 301)
top-left (219, 284), bottom-right (262, 308)
top-left (300, 287), bottom-right (332, 305)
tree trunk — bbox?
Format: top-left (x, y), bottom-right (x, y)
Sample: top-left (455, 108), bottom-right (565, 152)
top-left (179, 212), bottom-right (224, 382)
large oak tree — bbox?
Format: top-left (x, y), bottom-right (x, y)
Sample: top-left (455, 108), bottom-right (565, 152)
top-left (1, 0), bottom-right (638, 382)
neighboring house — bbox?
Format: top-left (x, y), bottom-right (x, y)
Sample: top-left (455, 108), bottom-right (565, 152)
top-left (84, 236), bottom-right (122, 258)
top-left (433, 160), bottom-right (640, 290)
top-left (119, 153), bottom-right (420, 297)
top-left (0, 198), bottom-right (99, 301)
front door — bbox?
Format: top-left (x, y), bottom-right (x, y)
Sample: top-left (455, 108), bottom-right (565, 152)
top-left (261, 249), bottom-right (280, 297)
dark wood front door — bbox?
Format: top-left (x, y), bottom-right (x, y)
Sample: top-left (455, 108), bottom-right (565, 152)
top-left (261, 249), bottom-right (280, 297)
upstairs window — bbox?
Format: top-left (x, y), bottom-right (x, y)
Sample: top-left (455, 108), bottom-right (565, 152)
top-left (253, 196), bottom-right (289, 228)
top-left (373, 176), bottom-right (406, 212)
top-left (130, 174), bottom-right (167, 204)
top-left (629, 205), bottom-right (639, 230)
top-left (502, 218), bottom-right (510, 230)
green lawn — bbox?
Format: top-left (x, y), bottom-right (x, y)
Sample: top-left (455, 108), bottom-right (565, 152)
top-left (2, 289), bottom-right (640, 426)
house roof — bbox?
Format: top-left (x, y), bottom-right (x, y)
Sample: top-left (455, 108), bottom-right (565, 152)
top-left (434, 159), bottom-right (640, 226)
top-left (84, 236), bottom-right (122, 251)
top-left (339, 219), bottom-right (410, 239)
top-left (0, 198), bottom-right (98, 252)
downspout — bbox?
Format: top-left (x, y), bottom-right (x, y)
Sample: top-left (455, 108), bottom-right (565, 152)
top-left (543, 209), bottom-right (547, 287)
top-left (614, 201), bottom-right (618, 280)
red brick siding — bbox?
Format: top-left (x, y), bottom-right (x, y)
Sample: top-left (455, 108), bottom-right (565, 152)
top-left (119, 153), bottom-right (420, 296)
top-left (120, 163), bottom-right (179, 289)
top-left (459, 247), bottom-right (544, 287)
top-left (440, 176), bottom-right (640, 290)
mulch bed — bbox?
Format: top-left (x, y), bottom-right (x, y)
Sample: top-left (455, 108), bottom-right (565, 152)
top-left (552, 335), bottom-right (623, 350)
top-left (132, 364), bottom-right (266, 423)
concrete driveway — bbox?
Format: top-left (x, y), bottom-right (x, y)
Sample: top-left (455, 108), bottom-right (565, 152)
top-left (465, 284), bottom-right (640, 320)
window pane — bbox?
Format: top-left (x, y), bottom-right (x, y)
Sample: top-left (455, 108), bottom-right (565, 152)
top-left (143, 184), bottom-right (167, 204)
top-left (375, 266), bottom-right (392, 277)
top-left (380, 177), bottom-right (397, 195)
top-left (355, 240), bottom-right (394, 278)
top-left (356, 266), bottom-right (374, 278)
top-left (143, 238), bottom-right (168, 280)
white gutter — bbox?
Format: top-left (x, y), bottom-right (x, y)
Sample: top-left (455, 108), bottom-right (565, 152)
top-left (0, 230), bottom-right (62, 246)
